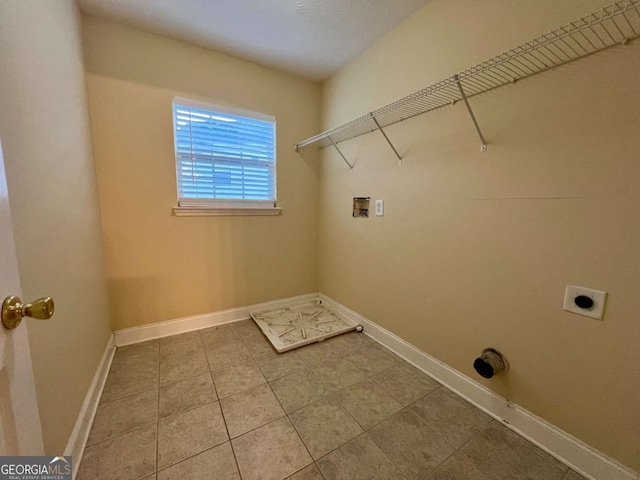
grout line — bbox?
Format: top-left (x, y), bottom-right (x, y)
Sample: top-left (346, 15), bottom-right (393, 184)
top-left (485, 420), bottom-right (573, 472)
top-left (455, 422), bottom-right (508, 479)
top-left (156, 436), bottom-right (230, 473)
top-left (156, 368), bottom-right (211, 389)
top-left (212, 324), bottom-right (244, 478)
top-left (284, 462), bottom-right (324, 479)
top-left (425, 422), bottom-right (491, 480)
top-left (155, 444), bottom-right (223, 476)
top-left (84, 400), bottom-right (158, 449)
top-left (263, 378), bottom-right (316, 472)
top-left (367, 407), bottom-right (459, 479)
top-left (313, 461), bottom-right (328, 480)
top-left (159, 399), bottom-right (220, 422)
top-left (96, 384), bottom-right (159, 408)
top-left (286, 394), bottom-right (339, 462)
top-left (268, 370), bottom-right (332, 416)
top-left (81, 418), bottom-right (159, 452)
top-left (359, 386), bottom-right (444, 435)
top-left (198, 327), bottom-right (243, 478)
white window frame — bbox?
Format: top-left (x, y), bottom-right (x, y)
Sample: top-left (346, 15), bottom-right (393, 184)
top-left (171, 97), bottom-right (281, 216)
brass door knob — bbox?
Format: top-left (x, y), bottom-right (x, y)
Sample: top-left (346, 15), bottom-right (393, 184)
top-left (1, 296), bottom-right (54, 330)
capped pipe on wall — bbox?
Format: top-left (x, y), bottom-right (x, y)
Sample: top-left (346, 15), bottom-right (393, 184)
top-left (474, 348), bottom-right (509, 379)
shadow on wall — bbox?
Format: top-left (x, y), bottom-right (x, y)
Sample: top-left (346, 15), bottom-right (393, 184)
top-left (107, 220), bottom-right (254, 330)
top-left (82, 16), bottom-right (308, 107)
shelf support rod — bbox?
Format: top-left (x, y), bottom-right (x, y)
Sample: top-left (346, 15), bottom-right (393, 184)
top-left (454, 74), bottom-right (488, 152)
top-left (327, 135), bottom-right (353, 169)
top-left (371, 114), bottom-right (403, 165)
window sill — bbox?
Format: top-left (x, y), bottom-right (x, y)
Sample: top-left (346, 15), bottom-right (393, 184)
top-left (172, 206), bottom-right (282, 217)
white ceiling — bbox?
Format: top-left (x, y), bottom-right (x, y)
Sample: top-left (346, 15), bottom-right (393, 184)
top-left (76, 0), bottom-right (429, 81)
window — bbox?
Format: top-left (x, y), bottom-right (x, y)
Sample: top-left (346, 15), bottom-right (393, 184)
top-left (172, 97), bottom-right (279, 216)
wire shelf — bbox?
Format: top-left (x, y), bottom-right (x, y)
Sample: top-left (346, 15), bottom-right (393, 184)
top-left (295, 0), bottom-right (640, 165)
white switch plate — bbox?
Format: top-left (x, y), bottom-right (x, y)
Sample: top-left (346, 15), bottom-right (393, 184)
top-left (563, 285), bottom-right (607, 320)
top-left (375, 199), bottom-right (384, 216)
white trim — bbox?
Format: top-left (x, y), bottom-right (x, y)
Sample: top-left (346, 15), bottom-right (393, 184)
top-left (113, 293), bottom-right (318, 347)
top-left (64, 334), bottom-right (116, 479)
top-left (173, 96), bottom-right (275, 122)
top-left (172, 206), bottom-right (282, 217)
top-left (318, 294), bottom-right (639, 480)
top-left (178, 199), bottom-right (276, 209)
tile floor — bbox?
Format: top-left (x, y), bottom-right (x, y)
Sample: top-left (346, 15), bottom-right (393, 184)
top-left (78, 320), bottom-right (588, 480)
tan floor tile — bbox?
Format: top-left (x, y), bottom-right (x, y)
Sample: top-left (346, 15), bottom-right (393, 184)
top-left (235, 319), bottom-right (262, 338)
top-left (160, 331), bottom-right (203, 357)
top-left (335, 378), bottom-right (403, 429)
top-left (101, 355), bottom-right (158, 403)
top-left (242, 330), bottom-right (276, 357)
top-left (159, 372), bottom-right (217, 418)
top-left (459, 422), bottom-right (567, 480)
top-left (200, 324), bottom-right (243, 348)
top-left (157, 402), bottom-right (228, 470)
top-left (211, 359), bottom-right (266, 398)
top-left (286, 463), bottom-right (325, 480)
top-left (324, 332), bottom-right (373, 353)
top-left (157, 442), bottom-right (240, 480)
top-left (220, 383), bottom-right (285, 438)
top-left (78, 424), bottom-right (156, 480)
top-left (159, 349), bottom-right (209, 385)
top-left (289, 396), bottom-right (363, 459)
top-left (256, 350), bottom-right (307, 380)
top-left (441, 387), bottom-right (484, 410)
top-left (346, 343), bottom-right (400, 375)
top-left (232, 417), bottom-right (312, 480)
top-left (88, 388), bottom-right (157, 445)
top-left (311, 358), bottom-right (366, 392)
top-left (410, 388), bottom-right (491, 448)
top-left (90, 330), bottom-right (582, 480)
top-left (295, 340), bottom-right (338, 366)
top-left (205, 340), bottom-right (252, 370)
top-left (317, 433), bottom-right (406, 480)
top-left (427, 453), bottom-right (491, 480)
top-left (111, 340), bottom-right (159, 367)
top-left (372, 361), bottom-right (440, 406)
top-left (369, 409), bottom-right (456, 480)
top-left (270, 370), bottom-right (331, 413)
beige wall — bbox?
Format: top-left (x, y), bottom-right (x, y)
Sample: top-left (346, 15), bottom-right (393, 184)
top-left (319, 0), bottom-right (640, 472)
top-left (0, 1), bottom-right (112, 454)
top-left (82, 17), bottom-right (321, 330)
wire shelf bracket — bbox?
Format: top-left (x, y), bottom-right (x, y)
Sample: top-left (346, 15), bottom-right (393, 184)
top-left (371, 115), bottom-right (403, 165)
top-left (294, 0), bottom-right (640, 166)
top-left (327, 135), bottom-right (353, 169)
top-left (454, 74), bottom-right (488, 152)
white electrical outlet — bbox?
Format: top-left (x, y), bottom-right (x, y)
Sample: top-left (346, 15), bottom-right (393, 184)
top-left (375, 199), bottom-right (384, 216)
top-left (563, 285), bottom-right (607, 320)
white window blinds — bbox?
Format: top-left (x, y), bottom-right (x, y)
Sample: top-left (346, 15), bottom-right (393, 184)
top-left (173, 98), bottom-right (276, 208)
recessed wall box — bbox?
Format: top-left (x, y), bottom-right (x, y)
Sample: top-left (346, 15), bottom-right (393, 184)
top-left (353, 197), bottom-right (370, 218)
top-left (563, 285), bottom-right (607, 320)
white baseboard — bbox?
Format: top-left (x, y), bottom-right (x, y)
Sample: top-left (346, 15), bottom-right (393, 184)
top-left (64, 333), bottom-right (115, 479)
top-left (113, 293), bottom-right (319, 346)
top-left (319, 294), bottom-right (639, 480)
